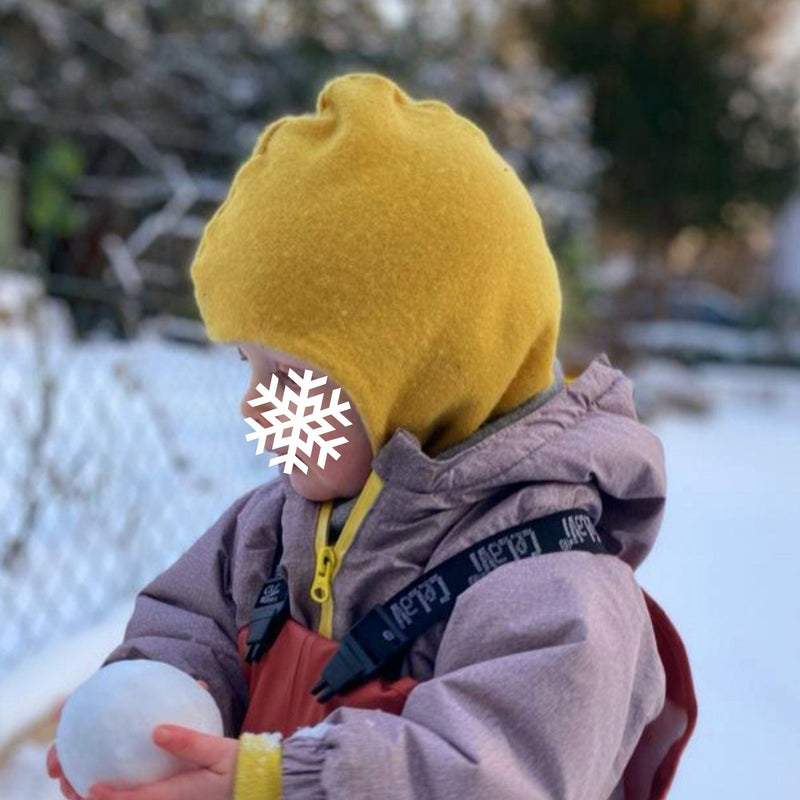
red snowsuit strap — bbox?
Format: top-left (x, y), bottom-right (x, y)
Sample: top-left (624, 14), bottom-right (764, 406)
top-left (623, 589), bottom-right (698, 800)
top-left (237, 618), bottom-right (418, 738)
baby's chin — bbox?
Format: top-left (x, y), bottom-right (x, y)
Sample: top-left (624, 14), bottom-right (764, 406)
top-left (287, 463), bottom-right (349, 502)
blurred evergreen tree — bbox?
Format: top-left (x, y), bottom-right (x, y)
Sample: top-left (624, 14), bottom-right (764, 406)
top-left (525, 0), bottom-right (800, 312)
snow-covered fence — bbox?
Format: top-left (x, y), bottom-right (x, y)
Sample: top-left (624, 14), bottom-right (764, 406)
top-left (0, 271), bottom-right (270, 675)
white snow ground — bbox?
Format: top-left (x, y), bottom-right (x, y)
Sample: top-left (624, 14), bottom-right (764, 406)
top-left (633, 362), bottom-right (800, 800)
top-left (1, 352), bottom-right (799, 799)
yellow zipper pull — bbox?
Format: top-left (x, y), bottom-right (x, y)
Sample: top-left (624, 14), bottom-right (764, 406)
top-left (310, 545), bottom-right (337, 604)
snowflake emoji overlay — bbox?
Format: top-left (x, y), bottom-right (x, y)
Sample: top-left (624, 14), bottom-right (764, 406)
top-left (244, 368), bottom-right (352, 475)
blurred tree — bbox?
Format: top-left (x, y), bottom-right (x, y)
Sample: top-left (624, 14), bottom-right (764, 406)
top-left (523, 0), bottom-right (800, 314)
top-left (0, 0), bottom-right (340, 335)
top-left (1, 0), bottom-right (603, 348)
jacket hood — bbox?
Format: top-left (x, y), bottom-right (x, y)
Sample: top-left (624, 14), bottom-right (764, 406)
top-left (313, 352), bottom-right (666, 571)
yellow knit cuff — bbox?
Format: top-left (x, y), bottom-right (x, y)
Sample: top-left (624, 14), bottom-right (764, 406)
top-left (234, 732), bottom-right (283, 800)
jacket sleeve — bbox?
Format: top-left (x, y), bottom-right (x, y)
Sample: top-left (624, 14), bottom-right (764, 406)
top-left (101, 478), bottom-right (284, 737)
top-left (279, 552), bottom-right (666, 800)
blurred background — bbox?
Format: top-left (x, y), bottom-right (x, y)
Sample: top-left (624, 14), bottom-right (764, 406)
top-left (1, 1), bottom-right (798, 797)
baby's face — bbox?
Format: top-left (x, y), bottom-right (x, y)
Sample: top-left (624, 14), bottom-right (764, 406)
top-left (235, 342), bottom-right (373, 501)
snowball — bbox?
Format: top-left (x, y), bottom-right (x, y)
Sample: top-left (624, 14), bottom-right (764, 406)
top-left (55, 659), bottom-right (223, 796)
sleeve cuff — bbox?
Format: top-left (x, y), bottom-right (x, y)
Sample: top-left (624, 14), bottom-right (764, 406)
top-left (280, 733), bottom-right (331, 800)
top-left (234, 732), bottom-right (283, 800)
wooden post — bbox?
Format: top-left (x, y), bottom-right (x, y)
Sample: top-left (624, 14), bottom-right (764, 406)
top-left (0, 153), bottom-right (21, 271)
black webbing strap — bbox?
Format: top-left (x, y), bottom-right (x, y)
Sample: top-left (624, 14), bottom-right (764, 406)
top-left (311, 507), bottom-right (613, 702)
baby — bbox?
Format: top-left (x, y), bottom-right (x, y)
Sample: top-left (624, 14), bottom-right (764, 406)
top-left (47, 72), bottom-right (696, 800)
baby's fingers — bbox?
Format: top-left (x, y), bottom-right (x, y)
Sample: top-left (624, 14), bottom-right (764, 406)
top-left (60, 776), bottom-right (86, 800)
top-left (46, 743), bottom-right (86, 800)
top-left (46, 744), bottom-right (62, 778)
top-left (88, 765), bottom-right (230, 800)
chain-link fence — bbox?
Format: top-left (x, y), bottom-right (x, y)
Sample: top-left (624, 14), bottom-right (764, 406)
top-left (0, 271), bottom-right (273, 675)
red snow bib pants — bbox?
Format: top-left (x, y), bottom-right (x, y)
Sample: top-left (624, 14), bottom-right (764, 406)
top-left (237, 618), bottom-right (417, 736)
top-left (236, 589), bottom-right (696, 800)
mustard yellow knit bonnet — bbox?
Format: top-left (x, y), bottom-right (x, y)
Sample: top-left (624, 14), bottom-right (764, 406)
top-left (190, 72), bottom-right (562, 459)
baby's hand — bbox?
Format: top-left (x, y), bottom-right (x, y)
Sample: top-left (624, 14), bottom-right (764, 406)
top-left (86, 724), bottom-right (239, 800)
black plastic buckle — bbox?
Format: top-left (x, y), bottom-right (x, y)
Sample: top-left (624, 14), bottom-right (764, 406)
top-left (310, 606), bottom-right (409, 703)
top-left (310, 633), bottom-right (379, 702)
top-left (245, 571), bottom-right (290, 664)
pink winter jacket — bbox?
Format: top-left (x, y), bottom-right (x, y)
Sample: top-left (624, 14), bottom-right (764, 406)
top-left (103, 353), bottom-right (695, 799)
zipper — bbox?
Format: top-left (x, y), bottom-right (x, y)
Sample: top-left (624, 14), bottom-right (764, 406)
top-left (310, 543), bottom-right (337, 603)
top-left (309, 469), bottom-right (385, 638)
